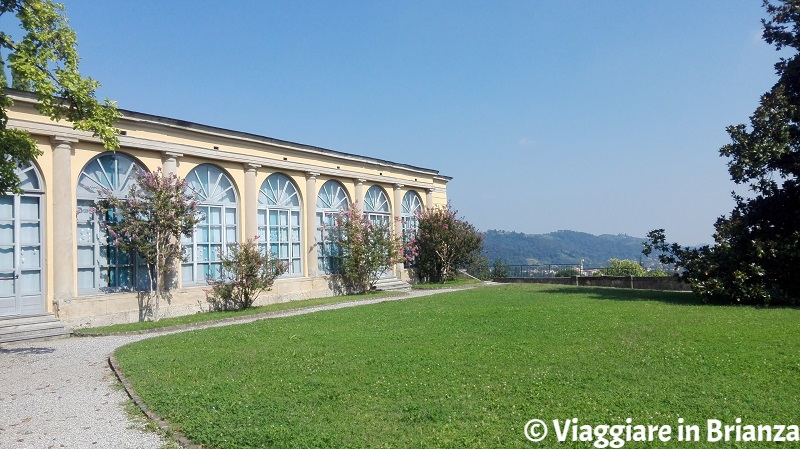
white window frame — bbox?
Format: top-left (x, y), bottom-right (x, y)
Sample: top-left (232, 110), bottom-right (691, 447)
top-left (258, 173), bottom-right (302, 277)
top-left (76, 153), bottom-right (147, 294)
top-left (316, 180), bottom-right (349, 274)
top-left (181, 164), bottom-right (238, 287)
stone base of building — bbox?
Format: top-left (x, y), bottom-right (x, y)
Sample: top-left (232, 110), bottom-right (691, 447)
top-left (56, 276), bottom-right (336, 329)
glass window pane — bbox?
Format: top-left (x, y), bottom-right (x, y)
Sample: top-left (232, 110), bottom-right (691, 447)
top-left (292, 259), bottom-right (301, 274)
top-left (20, 246), bottom-right (40, 269)
top-left (270, 243), bottom-right (279, 257)
top-left (197, 207), bottom-right (209, 224)
top-left (99, 245), bottom-right (109, 265)
top-left (211, 226), bottom-right (222, 242)
top-left (291, 227), bottom-right (300, 241)
top-left (225, 226), bottom-right (236, 244)
top-left (210, 245), bottom-right (222, 261)
top-left (269, 227), bottom-right (278, 242)
top-left (117, 250), bottom-right (131, 266)
top-left (20, 222), bottom-right (40, 244)
top-left (269, 210), bottom-right (278, 226)
top-left (209, 207), bottom-right (222, 225)
top-left (99, 267), bottom-right (110, 288)
top-left (279, 243), bottom-right (288, 259)
top-left (0, 197), bottom-right (12, 219)
top-left (20, 270), bottom-right (40, 294)
top-left (78, 268), bottom-right (95, 290)
top-left (118, 267), bottom-right (132, 288)
top-left (199, 245), bottom-right (210, 262)
top-left (0, 273), bottom-right (14, 294)
top-left (280, 227), bottom-right (288, 241)
top-left (182, 264), bottom-right (193, 283)
top-left (0, 247), bottom-right (13, 269)
top-left (257, 226), bottom-right (267, 242)
top-left (291, 211), bottom-right (299, 227)
top-left (258, 210), bottom-right (267, 226)
top-left (20, 197), bottom-right (39, 220)
top-left (77, 223), bottom-right (94, 244)
top-left (292, 243), bottom-right (301, 257)
top-left (225, 208), bottom-right (236, 225)
top-left (182, 245), bottom-right (193, 261)
top-left (77, 246), bottom-right (94, 267)
top-left (198, 226), bottom-right (210, 242)
top-left (0, 223), bottom-right (13, 243)
top-left (279, 211), bottom-right (288, 226)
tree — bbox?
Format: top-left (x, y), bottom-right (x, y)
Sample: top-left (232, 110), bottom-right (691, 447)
top-left (95, 168), bottom-right (201, 321)
top-left (411, 205), bottom-right (483, 283)
top-left (328, 205), bottom-right (403, 294)
top-left (600, 258), bottom-right (646, 276)
top-left (644, 0), bottom-right (800, 306)
top-left (0, 0), bottom-right (119, 193)
top-left (206, 238), bottom-right (288, 311)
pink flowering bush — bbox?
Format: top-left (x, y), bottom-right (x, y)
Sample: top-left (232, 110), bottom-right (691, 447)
top-left (409, 204), bottom-right (482, 283)
top-left (95, 168), bottom-right (201, 321)
top-left (327, 204), bottom-right (403, 293)
top-left (206, 237), bottom-right (288, 310)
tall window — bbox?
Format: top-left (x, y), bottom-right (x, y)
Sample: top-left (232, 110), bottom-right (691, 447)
top-left (363, 185), bottom-right (390, 225)
top-left (182, 164), bottom-right (238, 286)
top-left (76, 153), bottom-right (147, 293)
top-left (258, 173), bottom-right (302, 276)
top-left (0, 163), bottom-right (44, 316)
top-left (401, 190), bottom-right (423, 243)
top-left (316, 180), bottom-right (349, 274)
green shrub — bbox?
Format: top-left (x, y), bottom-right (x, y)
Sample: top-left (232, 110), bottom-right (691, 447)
top-left (206, 238), bottom-right (287, 310)
top-left (492, 259), bottom-right (509, 280)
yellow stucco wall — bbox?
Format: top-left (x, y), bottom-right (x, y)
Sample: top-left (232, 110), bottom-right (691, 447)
top-left (5, 90), bottom-right (450, 327)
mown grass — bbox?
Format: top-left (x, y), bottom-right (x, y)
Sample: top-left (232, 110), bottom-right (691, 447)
top-left (114, 284), bottom-right (800, 448)
top-left (81, 290), bottom-right (400, 334)
top-left (411, 278), bottom-right (481, 289)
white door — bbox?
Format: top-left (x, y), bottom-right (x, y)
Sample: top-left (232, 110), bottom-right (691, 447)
top-left (0, 194), bottom-right (43, 316)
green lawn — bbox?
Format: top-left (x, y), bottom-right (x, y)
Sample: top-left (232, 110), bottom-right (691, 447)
top-left (114, 284), bottom-right (800, 448)
top-left (81, 290), bottom-right (401, 334)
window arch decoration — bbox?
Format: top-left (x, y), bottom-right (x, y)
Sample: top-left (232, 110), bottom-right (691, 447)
top-left (76, 153), bottom-right (148, 293)
top-left (316, 180), bottom-right (350, 274)
top-left (181, 164), bottom-right (238, 286)
top-left (258, 173), bottom-right (302, 276)
top-left (0, 163), bottom-right (45, 316)
top-left (401, 190), bottom-right (423, 243)
top-left (363, 185), bottom-right (390, 226)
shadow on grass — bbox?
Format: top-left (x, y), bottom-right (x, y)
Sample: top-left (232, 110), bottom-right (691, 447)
top-left (538, 286), bottom-right (704, 306)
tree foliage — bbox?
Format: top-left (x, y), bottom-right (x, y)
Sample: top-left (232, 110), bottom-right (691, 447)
top-left (0, 0), bottom-right (119, 193)
top-left (206, 237), bottom-right (288, 311)
top-left (644, 0), bottom-right (800, 306)
top-left (410, 205), bottom-right (483, 283)
top-left (95, 168), bottom-right (201, 321)
top-left (327, 205), bottom-right (403, 294)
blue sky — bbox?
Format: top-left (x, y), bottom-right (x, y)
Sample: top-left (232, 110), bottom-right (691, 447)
top-left (18, 1), bottom-right (784, 245)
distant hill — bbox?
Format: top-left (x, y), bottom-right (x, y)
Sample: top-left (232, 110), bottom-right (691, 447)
top-left (482, 229), bottom-right (659, 267)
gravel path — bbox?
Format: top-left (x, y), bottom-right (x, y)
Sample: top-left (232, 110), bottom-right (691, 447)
top-left (0, 285), bottom-right (494, 449)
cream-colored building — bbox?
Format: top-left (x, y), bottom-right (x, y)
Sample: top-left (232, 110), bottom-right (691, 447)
top-left (1, 90), bottom-right (449, 328)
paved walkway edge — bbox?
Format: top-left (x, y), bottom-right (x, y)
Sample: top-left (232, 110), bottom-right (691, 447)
top-left (104, 283), bottom-right (500, 448)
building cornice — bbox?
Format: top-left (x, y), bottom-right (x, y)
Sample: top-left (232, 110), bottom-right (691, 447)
top-left (9, 117), bottom-right (442, 190)
top-left (6, 89), bottom-right (452, 183)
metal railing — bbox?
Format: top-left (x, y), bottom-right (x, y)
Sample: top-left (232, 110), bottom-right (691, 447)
top-left (499, 265), bottom-right (646, 278)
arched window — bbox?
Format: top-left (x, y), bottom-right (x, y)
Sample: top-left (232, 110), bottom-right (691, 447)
top-left (76, 153), bottom-right (147, 293)
top-left (363, 185), bottom-right (390, 226)
top-left (401, 190), bottom-right (423, 243)
top-left (316, 180), bottom-right (349, 274)
top-left (181, 164), bottom-right (238, 286)
top-left (0, 163), bottom-right (44, 316)
top-left (258, 173), bottom-right (302, 276)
